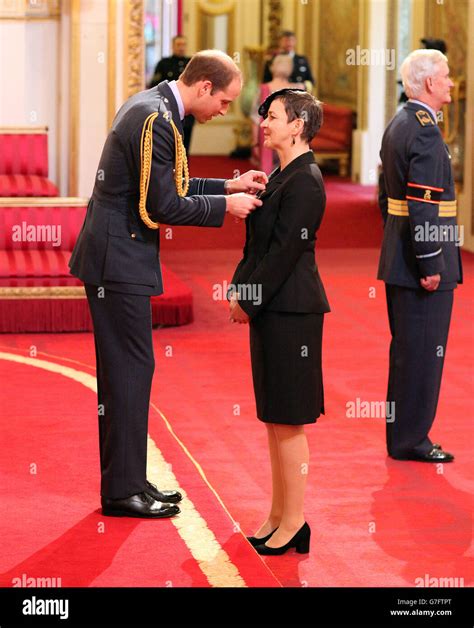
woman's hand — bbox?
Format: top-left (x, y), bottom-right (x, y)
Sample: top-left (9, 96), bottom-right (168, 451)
top-left (229, 295), bottom-right (250, 324)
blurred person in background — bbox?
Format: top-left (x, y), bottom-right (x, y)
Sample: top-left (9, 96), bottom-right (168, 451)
top-left (251, 55), bottom-right (304, 174)
top-left (149, 35), bottom-right (195, 152)
top-left (262, 30), bottom-right (315, 92)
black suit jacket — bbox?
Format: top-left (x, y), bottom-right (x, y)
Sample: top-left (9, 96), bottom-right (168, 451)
top-left (263, 53), bottom-right (315, 86)
top-left (230, 151), bottom-right (330, 319)
top-left (69, 81), bottom-right (226, 295)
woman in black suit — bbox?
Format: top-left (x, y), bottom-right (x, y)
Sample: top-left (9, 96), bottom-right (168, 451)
top-left (229, 89), bottom-right (330, 555)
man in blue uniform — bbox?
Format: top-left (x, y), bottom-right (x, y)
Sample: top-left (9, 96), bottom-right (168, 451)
top-left (378, 49), bottom-right (462, 462)
top-left (69, 50), bottom-right (266, 517)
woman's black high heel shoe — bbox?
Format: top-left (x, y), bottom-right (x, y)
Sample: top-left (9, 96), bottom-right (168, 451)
top-left (255, 522), bottom-right (310, 555)
top-left (246, 528), bottom-right (278, 548)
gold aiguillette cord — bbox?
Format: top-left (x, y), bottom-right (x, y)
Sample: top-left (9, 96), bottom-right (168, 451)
top-left (139, 111), bottom-right (190, 229)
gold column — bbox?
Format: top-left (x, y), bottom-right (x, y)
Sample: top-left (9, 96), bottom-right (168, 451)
top-left (123, 0), bottom-right (145, 100)
top-left (463, 0), bottom-right (474, 248)
top-left (305, 0), bottom-right (319, 90)
top-left (411, 0), bottom-right (426, 50)
top-left (267, 0), bottom-right (282, 51)
top-left (385, 0), bottom-right (397, 126)
top-left (107, 0), bottom-right (117, 129)
top-left (357, 0), bottom-right (369, 131)
top-left (69, 0), bottom-right (80, 197)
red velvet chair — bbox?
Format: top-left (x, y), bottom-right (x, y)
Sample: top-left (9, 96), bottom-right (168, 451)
top-left (0, 197), bottom-right (193, 332)
top-left (310, 103), bottom-right (355, 177)
top-left (0, 126), bottom-right (59, 196)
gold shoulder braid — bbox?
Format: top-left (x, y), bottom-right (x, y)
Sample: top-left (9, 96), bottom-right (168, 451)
top-left (139, 112), bottom-right (189, 229)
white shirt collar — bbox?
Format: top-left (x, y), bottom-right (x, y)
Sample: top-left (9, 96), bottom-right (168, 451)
top-left (168, 80), bottom-right (185, 121)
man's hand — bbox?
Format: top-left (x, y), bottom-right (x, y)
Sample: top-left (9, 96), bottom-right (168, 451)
top-left (226, 193), bottom-right (262, 220)
top-left (229, 294), bottom-right (250, 324)
top-left (420, 274), bottom-right (441, 291)
top-left (226, 170), bottom-right (268, 195)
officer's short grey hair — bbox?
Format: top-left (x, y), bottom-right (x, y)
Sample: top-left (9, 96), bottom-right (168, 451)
top-left (400, 49), bottom-right (448, 99)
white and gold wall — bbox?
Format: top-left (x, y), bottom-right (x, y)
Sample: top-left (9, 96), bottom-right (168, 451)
top-left (0, 0), bottom-right (472, 250)
top-left (0, 0), bottom-right (61, 187)
top-left (0, 0), bottom-right (148, 197)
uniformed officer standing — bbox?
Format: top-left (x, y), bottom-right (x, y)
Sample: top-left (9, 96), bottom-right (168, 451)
top-left (262, 31), bottom-right (315, 91)
top-left (69, 50), bottom-right (266, 518)
top-left (378, 49), bottom-right (462, 462)
top-left (149, 35), bottom-right (195, 152)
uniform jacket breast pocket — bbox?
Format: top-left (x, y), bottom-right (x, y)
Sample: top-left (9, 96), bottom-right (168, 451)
top-left (103, 215), bottom-right (159, 287)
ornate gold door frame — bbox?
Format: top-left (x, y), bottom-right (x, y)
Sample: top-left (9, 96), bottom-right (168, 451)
top-left (194, 0), bottom-right (237, 119)
top-left (123, 0), bottom-right (145, 100)
top-left (196, 0), bottom-right (235, 58)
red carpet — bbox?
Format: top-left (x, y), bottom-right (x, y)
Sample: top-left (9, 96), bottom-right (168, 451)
top-left (0, 354), bottom-right (279, 587)
top-left (0, 156), bottom-right (379, 333)
top-left (0, 245), bottom-right (471, 587)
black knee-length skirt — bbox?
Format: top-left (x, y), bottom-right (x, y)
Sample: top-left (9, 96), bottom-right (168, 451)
top-left (249, 311), bottom-right (325, 425)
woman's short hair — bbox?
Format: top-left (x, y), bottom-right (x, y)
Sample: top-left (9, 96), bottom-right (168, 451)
top-left (400, 49), bottom-right (448, 99)
top-left (269, 90), bottom-right (323, 143)
top-left (180, 49), bottom-right (242, 94)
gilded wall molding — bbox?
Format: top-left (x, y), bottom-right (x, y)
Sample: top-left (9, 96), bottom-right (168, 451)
top-left (425, 0), bottom-right (468, 78)
top-left (0, 286), bottom-right (86, 299)
top-left (425, 0), bottom-right (468, 186)
top-left (318, 0), bottom-right (359, 110)
top-left (107, 0), bottom-right (117, 129)
top-left (196, 1), bottom-right (235, 57)
top-left (198, 0), bottom-right (235, 15)
top-left (0, 0), bottom-right (60, 18)
top-left (467, 0), bottom-right (474, 240)
top-left (123, 0), bottom-right (144, 100)
top-left (385, 0), bottom-right (397, 126)
top-left (0, 197), bottom-right (88, 206)
top-left (267, 0), bottom-right (282, 51)
top-left (69, 0), bottom-right (80, 197)
top-left (0, 126), bottom-right (48, 133)
top-left (357, 0), bottom-right (368, 130)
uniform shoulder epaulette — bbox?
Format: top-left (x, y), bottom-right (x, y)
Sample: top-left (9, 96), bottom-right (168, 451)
top-left (415, 110), bottom-right (434, 127)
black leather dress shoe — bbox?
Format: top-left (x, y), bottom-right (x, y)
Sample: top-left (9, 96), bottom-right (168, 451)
top-left (145, 480), bottom-right (182, 504)
top-left (417, 447), bottom-right (454, 462)
top-left (393, 447), bottom-right (454, 463)
top-left (101, 492), bottom-right (180, 518)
